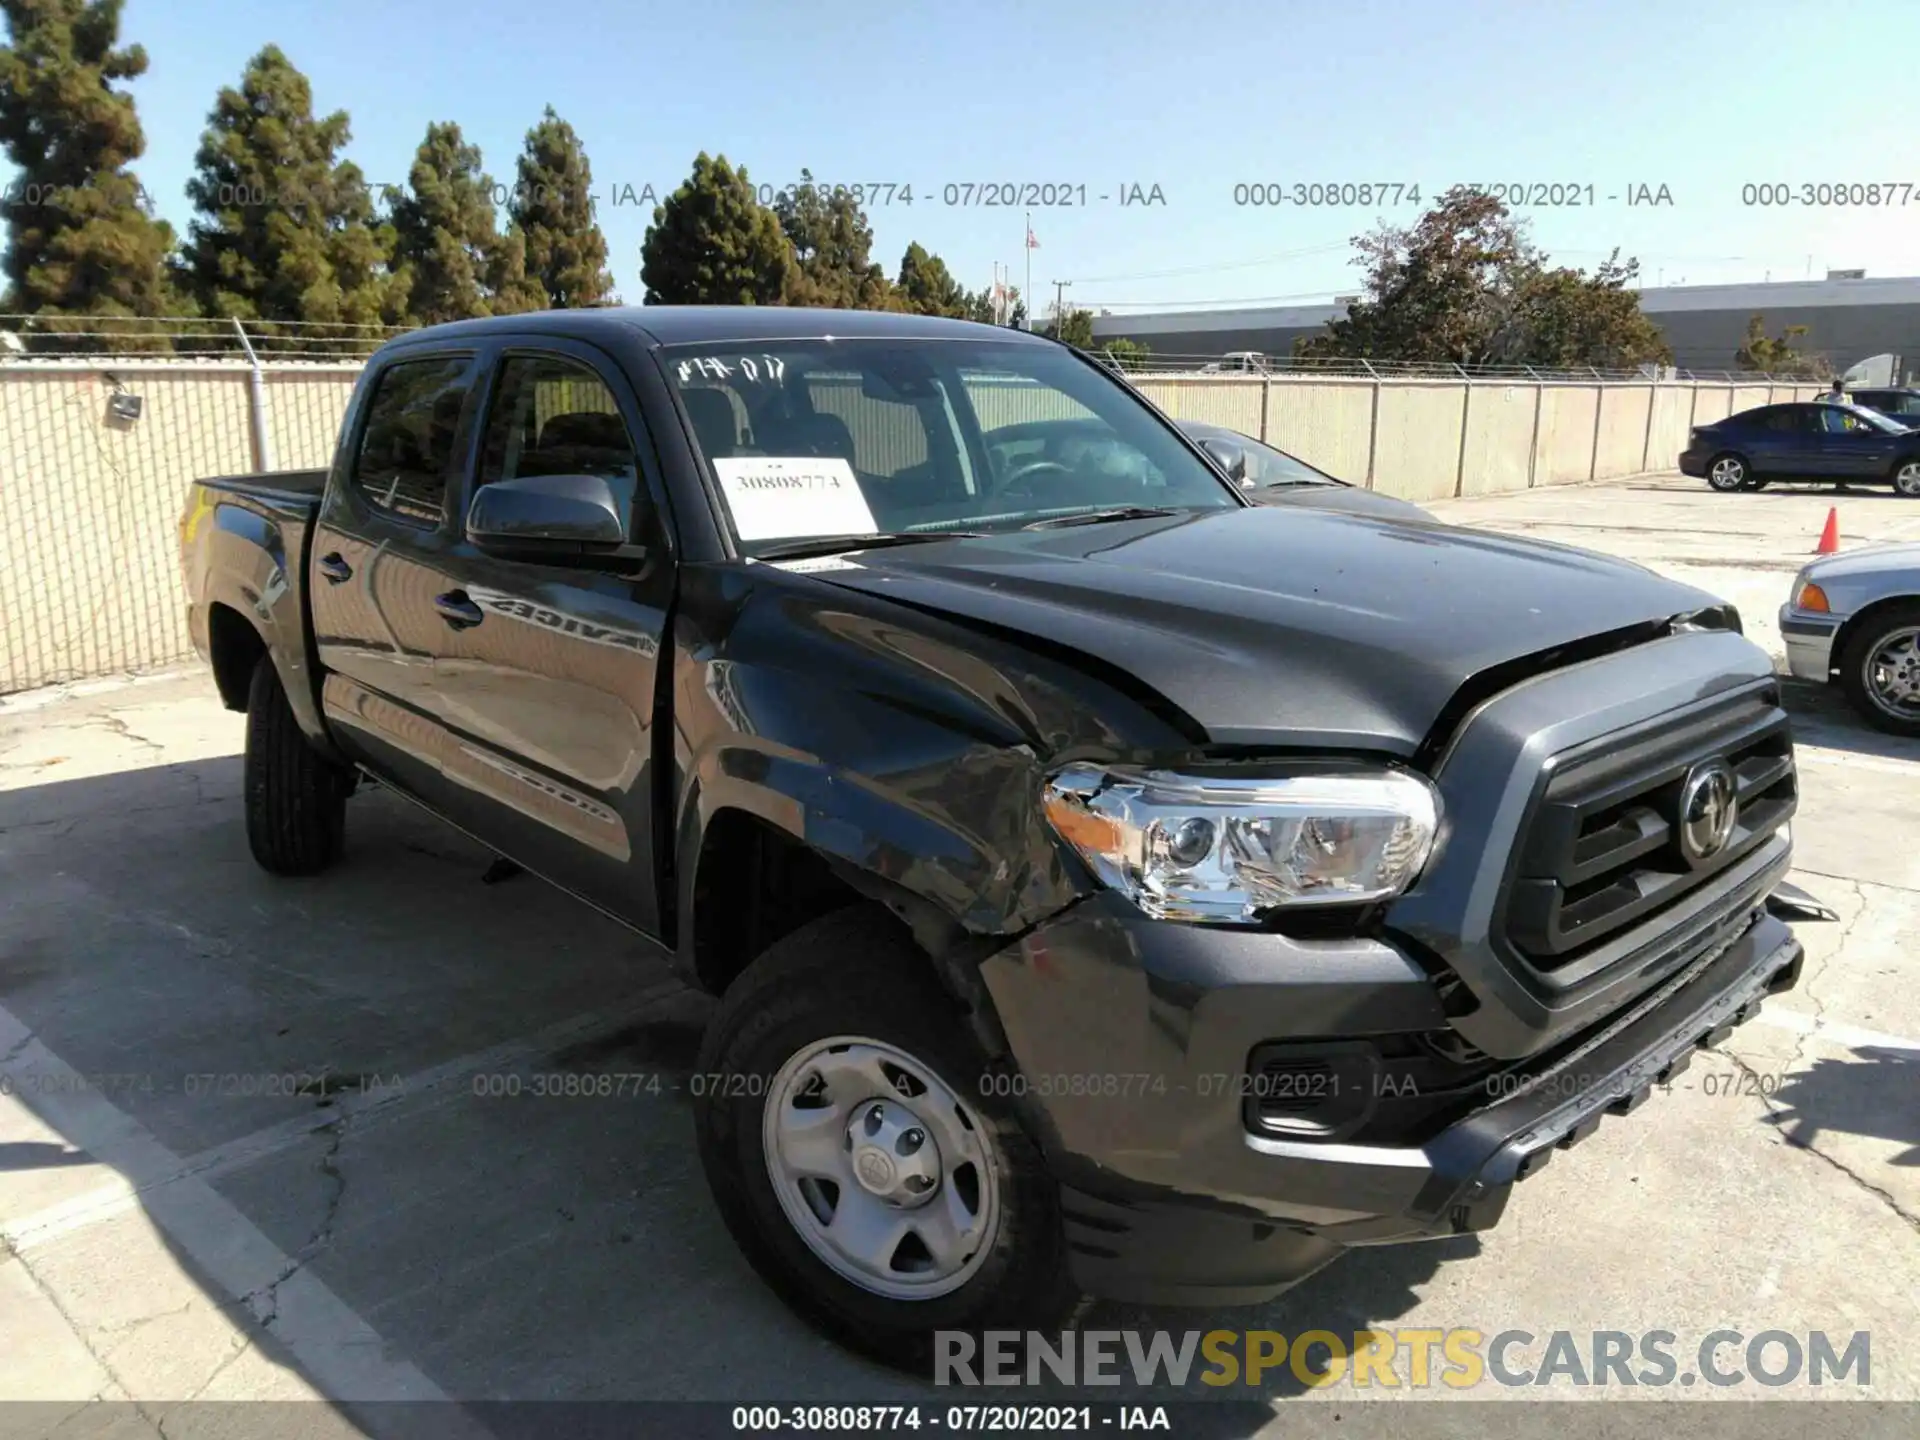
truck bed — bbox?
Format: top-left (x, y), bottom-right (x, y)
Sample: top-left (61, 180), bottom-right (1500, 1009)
top-left (179, 469), bottom-right (327, 734)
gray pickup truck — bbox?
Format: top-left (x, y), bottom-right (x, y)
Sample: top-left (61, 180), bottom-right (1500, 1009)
top-left (181, 306), bottom-right (1813, 1371)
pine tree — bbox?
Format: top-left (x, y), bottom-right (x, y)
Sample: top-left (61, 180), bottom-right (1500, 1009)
top-left (179, 45), bottom-right (397, 331)
top-left (775, 171), bottom-right (891, 309)
top-left (0, 0), bottom-right (176, 331)
top-left (895, 242), bottom-right (966, 317)
top-left (640, 153), bottom-right (790, 305)
top-left (388, 121), bottom-right (543, 325)
top-left (508, 106), bottom-right (612, 309)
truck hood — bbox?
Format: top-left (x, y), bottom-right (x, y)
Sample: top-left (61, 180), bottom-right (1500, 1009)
top-left (799, 507), bottom-right (1723, 754)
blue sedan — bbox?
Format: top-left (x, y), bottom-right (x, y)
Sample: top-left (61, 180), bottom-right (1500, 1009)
top-left (1678, 401), bottom-right (1920, 497)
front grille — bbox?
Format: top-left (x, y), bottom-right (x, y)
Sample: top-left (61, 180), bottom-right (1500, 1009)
top-left (1502, 687), bottom-right (1796, 974)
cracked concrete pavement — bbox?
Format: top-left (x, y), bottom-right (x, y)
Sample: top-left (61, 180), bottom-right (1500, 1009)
top-left (0, 474), bottom-right (1916, 1436)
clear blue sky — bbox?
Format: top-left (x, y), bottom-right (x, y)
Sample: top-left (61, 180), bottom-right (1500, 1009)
top-left (22, 0), bottom-right (1920, 311)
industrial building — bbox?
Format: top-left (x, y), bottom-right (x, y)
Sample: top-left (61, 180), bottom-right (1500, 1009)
top-left (1089, 273), bottom-right (1920, 375)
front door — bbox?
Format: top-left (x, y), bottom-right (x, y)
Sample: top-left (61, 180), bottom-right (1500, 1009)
top-left (422, 343), bottom-right (676, 934)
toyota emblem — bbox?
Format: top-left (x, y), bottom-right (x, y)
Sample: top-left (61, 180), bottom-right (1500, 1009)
top-left (1677, 759), bottom-right (1739, 864)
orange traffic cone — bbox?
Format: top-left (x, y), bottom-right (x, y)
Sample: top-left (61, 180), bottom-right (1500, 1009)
top-left (1815, 507), bottom-right (1841, 555)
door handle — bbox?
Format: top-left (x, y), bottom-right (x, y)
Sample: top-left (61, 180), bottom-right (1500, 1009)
top-left (317, 552), bottom-right (353, 584)
top-left (434, 591), bottom-right (485, 630)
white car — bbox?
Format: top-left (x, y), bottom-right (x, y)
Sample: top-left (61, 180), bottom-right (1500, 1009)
top-left (1779, 543), bottom-right (1920, 735)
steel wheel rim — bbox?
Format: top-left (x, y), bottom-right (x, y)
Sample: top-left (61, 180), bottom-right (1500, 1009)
top-left (1896, 462), bottom-right (1920, 496)
top-left (761, 1035), bottom-right (1000, 1300)
top-left (1709, 458), bottom-right (1744, 490)
top-left (1864, 626), bottom-right (1920, 718)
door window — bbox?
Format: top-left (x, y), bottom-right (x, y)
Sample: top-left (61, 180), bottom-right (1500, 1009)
top-left (348, 355), bottom-right (479, 525)
top-left (478, 355), bottom-right (640, 487)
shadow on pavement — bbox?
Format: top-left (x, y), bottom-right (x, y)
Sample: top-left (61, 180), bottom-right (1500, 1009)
top-left (1779, 678), bottom-right (1920, 764)
top-left (1766, 1045), bottom-right (1920, 1168)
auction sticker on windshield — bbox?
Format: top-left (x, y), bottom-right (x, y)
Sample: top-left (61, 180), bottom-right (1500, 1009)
top-left (712, 456), bottom-right (878, 540)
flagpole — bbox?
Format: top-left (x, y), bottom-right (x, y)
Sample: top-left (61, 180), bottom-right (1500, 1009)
top-left (1024, 211), bottom-right (1032, 329)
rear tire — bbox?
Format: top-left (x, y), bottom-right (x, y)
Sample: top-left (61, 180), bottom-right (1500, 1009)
top-left (1706, 453), bottom-right (1749, 492)
top-left (693, 906), bottom-right (1082, 1373)
top-left (1892, 458), bottom-right (1920, 498)
top-left (1838, 602), bottom-right (1920, 737)
top-left (243, 656), bottom-right (350, 874)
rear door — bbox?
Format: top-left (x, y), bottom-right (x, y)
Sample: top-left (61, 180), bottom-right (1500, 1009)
top-left (309, 348), bottom-right (483, 802)
top-left (422, 341), bottom-right (676, 934)
top-left (1740, 405), bottom-right (1819, 476)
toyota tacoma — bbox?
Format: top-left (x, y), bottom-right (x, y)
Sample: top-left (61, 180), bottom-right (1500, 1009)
top-left (181, 308), bottom-right (1812, 1369)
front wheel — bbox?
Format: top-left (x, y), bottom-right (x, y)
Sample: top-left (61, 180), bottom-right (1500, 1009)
top-left (693, 906), bottom-right (1081, 1371)
top-left (1892, 458), bottom-right (1920, 498)
top-left (1706, 453), bottom-right (1750, 492)
top-left (1839, 603), bottom-right (1920, 736)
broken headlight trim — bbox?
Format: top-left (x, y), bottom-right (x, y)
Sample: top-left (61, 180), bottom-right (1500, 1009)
top-left (1042, 763), bottom-right (1440, 924)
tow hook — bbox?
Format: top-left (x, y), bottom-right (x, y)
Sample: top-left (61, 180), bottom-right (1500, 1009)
top-left (1766, 879), bottom-right (1839, 923)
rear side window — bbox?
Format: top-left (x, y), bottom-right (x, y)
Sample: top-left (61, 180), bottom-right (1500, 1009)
top-left (1758, 407), bottom-right (1808, 433)
top-left (349, 355), bottom-right (478, 525)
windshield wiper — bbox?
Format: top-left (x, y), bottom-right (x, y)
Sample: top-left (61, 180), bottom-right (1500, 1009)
top-left (751, 530), bottom-right (995, 561)
top-left (1019, 506), bottom-right (1186, 530)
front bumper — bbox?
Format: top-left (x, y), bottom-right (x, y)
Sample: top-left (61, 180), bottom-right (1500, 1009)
top-left (979, 894), bottom-right (1802, 1306)
top-left (1778, 606), bottom-right (1841, 682)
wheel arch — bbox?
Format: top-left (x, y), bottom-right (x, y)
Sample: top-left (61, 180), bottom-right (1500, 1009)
top-left (1832, 592), bottom-right (1920, 678)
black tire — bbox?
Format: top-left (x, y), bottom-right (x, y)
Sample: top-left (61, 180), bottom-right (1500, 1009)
top-left (1705, 452), bottom-right (1749, 492)
top-left (243, 656), bottom-right (350, 874)
top-left (1891, 457), bottom-right (1920, 499)
top-left (1838, 602), bottom-right (1920, 737)
top-left (693, 906), bottom-right (1081, 1373)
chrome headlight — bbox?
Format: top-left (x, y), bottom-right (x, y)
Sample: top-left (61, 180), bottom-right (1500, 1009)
top-left (1042, 763), bottom-right (1441, 924)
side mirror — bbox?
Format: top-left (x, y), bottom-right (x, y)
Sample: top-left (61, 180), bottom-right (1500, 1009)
top-left (1198, 438), bottom-right (1251, 485)
top-left (466, 473), bottom-right (630, 557)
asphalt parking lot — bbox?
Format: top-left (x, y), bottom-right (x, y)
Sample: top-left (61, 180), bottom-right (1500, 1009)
top-left (2, 474), bottom-right (1917, 1437)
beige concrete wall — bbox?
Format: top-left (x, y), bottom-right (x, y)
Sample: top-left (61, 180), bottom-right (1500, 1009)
top-left (1691, 387), bottom-right (1735, 425)
top-left (1534, 386), bottom-right (1602, 486)
top-left (0, 361), bottom-right (1817, 693)
top-left (263, 372), bottom-right (360, 471)
top-left (1647, 384), bottom-right (1699, 468)
top-left (1372, 384), bottom-right (1468, 501)
top-left (1730, 385), bottom-right (1772, 415)
top-left (1594, 385), bottom-right (1654, 479)
top-left (1132, 376), bottom-right (1265, 435)
top-left (3, 367), bottom-right (256, 692)
top-left (1459, 383), bottom-right (1539, 496)
top-left (1263, 379), bottom-right (1373, 484)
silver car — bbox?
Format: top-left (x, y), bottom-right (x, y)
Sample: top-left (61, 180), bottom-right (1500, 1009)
top-left (1779, 543), bottom-right (1920, 735)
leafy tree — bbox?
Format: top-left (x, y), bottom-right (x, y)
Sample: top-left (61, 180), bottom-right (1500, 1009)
top-left (1505, 251), bottom-right (1670, 370)
top-left (895, 241), bottom-right (967, 317)
top-left (960, 282), bottom-right (1018, 325)
top-left (1048, 307), bottom-right (1094, 348)
top-left (509, 105), bottom-right (613, 309)
top-left (775, 170), bottom-right (891, 308)
top-left (1735, 314), bottom-right (1823, 376)
top-left (178, 45), bottom-right (396, 329)
top-left (0, 0), bottom-right (177, 331)
top-left (387, 121), bottom-right (543, 324)
top-left (1298, 185), bottom-right (1668, 370)
top-left (1098, 337), bottom-right (1150, 370)
top-left (641, 152), bottom-right (790, 305)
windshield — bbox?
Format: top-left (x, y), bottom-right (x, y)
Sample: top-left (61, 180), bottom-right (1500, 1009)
top-left (662, 338), bottom-right (1242, 554)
